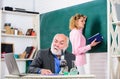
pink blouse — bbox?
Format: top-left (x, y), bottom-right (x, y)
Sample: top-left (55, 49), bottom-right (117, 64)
top-left (69, 28), bottom-right (91, 66)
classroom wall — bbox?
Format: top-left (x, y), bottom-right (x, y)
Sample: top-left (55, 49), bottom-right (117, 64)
top-left (35, 0), bottom-right (93, 14)
top-left (1, 0), bottom-right (35, 11)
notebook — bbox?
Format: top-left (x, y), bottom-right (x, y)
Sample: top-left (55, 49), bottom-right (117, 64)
top-left (87, 33), bottom-right (103, 43)
top-left (4, 53), bottom-right (27, 76)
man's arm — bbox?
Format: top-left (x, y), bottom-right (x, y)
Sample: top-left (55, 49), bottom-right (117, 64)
top-left (27, 49), bottom-right (53, 74)
top-left (27, 50), bottom-right (43, 74)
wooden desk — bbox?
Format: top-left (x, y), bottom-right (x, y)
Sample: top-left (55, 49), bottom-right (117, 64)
top-left (5, 74), bottom-right (96, 79)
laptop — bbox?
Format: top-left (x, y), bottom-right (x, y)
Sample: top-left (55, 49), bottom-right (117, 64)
top-left (4, 53), bottom-right (27, 76)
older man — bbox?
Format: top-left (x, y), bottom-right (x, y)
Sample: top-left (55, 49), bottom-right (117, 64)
top-left (28, 34), bottom-right (75, 75)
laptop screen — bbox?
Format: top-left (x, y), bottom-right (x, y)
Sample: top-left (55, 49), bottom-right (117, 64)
top-left (4, 53), bottom-right (20, 75)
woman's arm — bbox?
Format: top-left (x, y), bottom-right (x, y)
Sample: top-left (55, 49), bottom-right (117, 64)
top-left (70, 31), bottom-right (91, 55)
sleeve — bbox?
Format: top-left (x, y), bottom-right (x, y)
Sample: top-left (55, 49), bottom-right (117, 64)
top-left (27, 50), bottom-right (43, 74)
top-left (77, 45), bottom-right (91, 55)
top-left (70, 31), bottom-right (91, 55)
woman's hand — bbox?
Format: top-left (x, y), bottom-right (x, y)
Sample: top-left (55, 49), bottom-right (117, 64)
top-left (90, 39), bottom-right (100, 47)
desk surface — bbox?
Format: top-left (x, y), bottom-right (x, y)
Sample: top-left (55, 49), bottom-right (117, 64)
top-left (5, 74), bottom-right (95, 79)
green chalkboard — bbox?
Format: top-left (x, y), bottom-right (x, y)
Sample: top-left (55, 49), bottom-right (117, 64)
top-left (40, 0), bottom-right (107, 53)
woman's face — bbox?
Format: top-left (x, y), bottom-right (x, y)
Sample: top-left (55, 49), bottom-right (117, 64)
top-left (76, 17), bottom-right (86, 29)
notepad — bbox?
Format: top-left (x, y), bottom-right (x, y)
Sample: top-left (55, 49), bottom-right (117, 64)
top-left (87, 33), bottom-right (103, 43)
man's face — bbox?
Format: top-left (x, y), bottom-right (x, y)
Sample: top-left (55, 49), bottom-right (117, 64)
top-left (51, 34), bottom-right (67, 55)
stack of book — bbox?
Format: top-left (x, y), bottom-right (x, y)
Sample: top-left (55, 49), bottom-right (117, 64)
top-left (19, 46), bottom-right (37, 59)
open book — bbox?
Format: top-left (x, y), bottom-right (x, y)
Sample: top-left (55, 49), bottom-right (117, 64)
top-left (87, 33), bottom-right (103, 43)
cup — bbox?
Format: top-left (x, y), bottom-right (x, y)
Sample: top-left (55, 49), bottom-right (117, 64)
top-left (14, 54), bottom-right (19, 59)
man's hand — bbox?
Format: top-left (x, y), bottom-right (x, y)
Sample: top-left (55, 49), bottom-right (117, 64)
top-left (41, 69), bottom-right (53, 75)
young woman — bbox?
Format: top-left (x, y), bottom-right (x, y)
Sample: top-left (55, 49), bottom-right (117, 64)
top-left (69, 13), bottom-right (100, 74)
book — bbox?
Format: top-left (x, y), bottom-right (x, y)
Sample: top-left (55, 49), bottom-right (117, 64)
top-left (25, 46), bottom-right (34, 58)
top-left (26, 28), bottom-right (33, 36)
top-left (87, 33), bottom-right (103, 43)
top-left (29, 47), bottom-right (37, 59)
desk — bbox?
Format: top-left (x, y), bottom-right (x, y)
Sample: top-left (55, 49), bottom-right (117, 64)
top-left (5, 74), bottom-right (96, 79)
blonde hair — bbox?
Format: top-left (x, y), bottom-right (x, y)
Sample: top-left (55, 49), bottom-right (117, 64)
top-left (69, 13), bottom-right (87, 30)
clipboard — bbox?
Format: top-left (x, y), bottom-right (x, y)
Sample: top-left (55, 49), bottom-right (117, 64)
top-left (87, 33), bottom-right (103, 43)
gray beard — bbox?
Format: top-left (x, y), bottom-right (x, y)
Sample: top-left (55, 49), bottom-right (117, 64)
top-left (51, 45), bottom-right (62, 55)
top-left (51, 48), bottom-right (61, 55)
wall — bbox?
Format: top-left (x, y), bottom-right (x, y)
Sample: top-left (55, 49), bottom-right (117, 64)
top-left (35, 0), bottom-right (93, 14)
top-left (90, 53), bottom-right (107, 79)
top-left (1, 0), bottom-right (35, 11)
